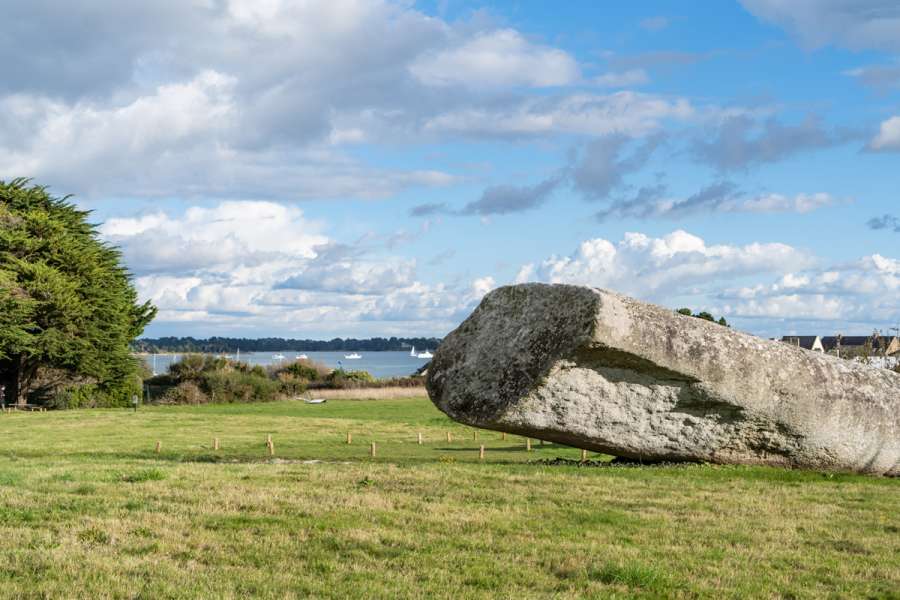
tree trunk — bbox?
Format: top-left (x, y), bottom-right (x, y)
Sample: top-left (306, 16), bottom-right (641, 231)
top-left (0, 355), bottom-right (21, 407)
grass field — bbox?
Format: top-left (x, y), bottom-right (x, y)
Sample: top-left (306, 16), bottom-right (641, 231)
top-left (0, 398), bottom-right (897, 599)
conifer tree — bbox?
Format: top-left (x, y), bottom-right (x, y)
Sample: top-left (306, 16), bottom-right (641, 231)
top-left (0, 179), bottom-right (156, 406)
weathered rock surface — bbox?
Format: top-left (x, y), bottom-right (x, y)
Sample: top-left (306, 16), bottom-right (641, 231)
top-left (426, 284), bottom-right (900, 475)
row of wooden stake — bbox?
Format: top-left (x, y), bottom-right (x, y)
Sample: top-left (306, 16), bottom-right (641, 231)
top-left (152, 434), bottom-right (592, 462)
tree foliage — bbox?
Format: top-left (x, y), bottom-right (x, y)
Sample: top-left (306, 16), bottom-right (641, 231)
top-left (0, 179), bottom-right (156, 406)
top-left (676, 308), bottom-right (729, 328)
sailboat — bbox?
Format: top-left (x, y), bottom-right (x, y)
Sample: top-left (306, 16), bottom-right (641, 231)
top-left (409, 346), bottom-right (416, 357)
top-left (344, 352), bottom-right (362, 359)
top-left (416, 349), bottom-right (433, 359)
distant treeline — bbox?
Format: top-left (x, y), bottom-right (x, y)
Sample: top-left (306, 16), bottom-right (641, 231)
top-left (132, 336), bottom-right (442, 353)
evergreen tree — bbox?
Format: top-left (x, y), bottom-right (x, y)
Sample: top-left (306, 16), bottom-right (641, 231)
top-left (0, 179), bottom-right (156, 406)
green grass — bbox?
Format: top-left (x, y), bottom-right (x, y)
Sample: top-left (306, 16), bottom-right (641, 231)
top-left (0, 398), bottom-right (897, 599)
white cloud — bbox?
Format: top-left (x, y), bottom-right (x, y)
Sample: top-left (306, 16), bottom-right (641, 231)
top-left (868, 116), bottom-right (900, 151)
top-left (718, 253), bottom-right (900, 328)
top-left (734, 192), bottom-right (837, 214)
top-left (410, 29), bottom-right (579, 88)
top-left (105, 200), bottom-right (492, 336)
top-left (423, 92), bottom-right (694, 138)
top-left (516, 230), bottom-right (813, 300)
top-left (516, 230), bottom-right (899, 335)
top-left (101, 201), bottom-right (328, 275)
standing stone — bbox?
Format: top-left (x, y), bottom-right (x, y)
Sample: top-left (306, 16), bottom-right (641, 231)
top-left (426, 284), bottom-right (900, 476)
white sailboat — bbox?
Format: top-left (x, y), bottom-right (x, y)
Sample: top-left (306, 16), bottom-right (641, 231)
top-left (416, 349), bottom-right (433, 359)
top-left (409, 346), bottom-right (416, 357)
top-left (344, 353), bottom-right (362, 359)
top-left (295, 354), bottom-right (308, 360)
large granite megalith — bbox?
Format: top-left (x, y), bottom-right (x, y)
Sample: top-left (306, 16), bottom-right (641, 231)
top-left (426, 284), bottom-right (900, 475)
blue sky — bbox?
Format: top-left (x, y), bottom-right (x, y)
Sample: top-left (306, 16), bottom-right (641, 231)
top-left (2, 0), bottom-right (899, 339)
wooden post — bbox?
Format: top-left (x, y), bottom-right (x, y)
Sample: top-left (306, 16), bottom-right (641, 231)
top-left (370, 442), bottom-right (376, 458)
top-left (347, 432), bottom-right (352, 444)
top-left (417, 432), bottom-right (423, 445)
top-left (501, 432), bottom-right (506, 441)
top-left (267, 435), bottom-right (274, 456)
top-left (155, 441), bottom-right (161, 453)
top-left (214, 437), bottom-right (219, 451)
top-left (473, 430), bottom-right (478, 440)
top-left (447, 431), bottom-right (452, 443)
top-left (580, 448), bottom-right (587, 462)
top-left (479, 445), bottom-right (485, 460)
top-left (526, 438), bottom-right (531, 452)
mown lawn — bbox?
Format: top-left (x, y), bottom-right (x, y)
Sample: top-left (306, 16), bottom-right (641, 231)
top-left (0, 398), bottom-right (897, 599)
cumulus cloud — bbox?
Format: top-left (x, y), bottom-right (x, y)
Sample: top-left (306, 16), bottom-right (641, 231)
top-left (103, 200), bottom-right (492, 336)
top-left (2, 0), bottom-right (646, 200)
top-left (100, 201), bottom-right (328, 276)
top-left (515, 230), bottom-right (813, 300)
top-left (718, 253), bottom-right (900, 328)
top-left (740, 0), bottom-right (900, 51)
top-left (867, 116), bottom-right (900, 151)
top-left (515, 229), bottom-right (900, 335)
top-left (409, 29), bottom-right (580, 88)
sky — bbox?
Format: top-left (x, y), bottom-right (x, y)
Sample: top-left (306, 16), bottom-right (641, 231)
top-left (2, 0), bottom-right (899, 339)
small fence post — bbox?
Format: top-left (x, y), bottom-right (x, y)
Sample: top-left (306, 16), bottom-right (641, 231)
top-left (479, 445), bottom-right (485, 461)
top-left (347, 432), bottom-right (352, 444)
top-left (580, 448), bottom-right (587, 462)
top-left (214, 437), bottom-right (220, 451)
top-left (155, 441), bottom-right (161, 454)
top-left (267, 435), bottom-right (274, 456)
top-left (447, 431), bottom-right (452, 443)
top-left (526, 438), bottom-right (531, 452)
top-left (370, 442), bottom-right (376, 458)
top-left (417, 432), bottom-right (423, 445)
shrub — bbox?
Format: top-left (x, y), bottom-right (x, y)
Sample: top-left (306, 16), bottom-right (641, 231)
top-left (168, 354), bottom-right (229, 381)
top-left (276, 372), bottom-right (307, 397)
top-left (322, 368), bottom-right (376, 389)
top-left (159, 381), bottom-right (207, 405)
top-left (274, 358), bottom-right (331, 381)
top-left (201, 370), bottom-right (281, 403)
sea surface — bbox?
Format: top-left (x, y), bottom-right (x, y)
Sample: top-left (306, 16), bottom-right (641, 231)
top-left (139, 350), bottom-right (431, 379)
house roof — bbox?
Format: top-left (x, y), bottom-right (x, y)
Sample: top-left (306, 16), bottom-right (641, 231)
top-left (821, 336), bottom-right (899, 351)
